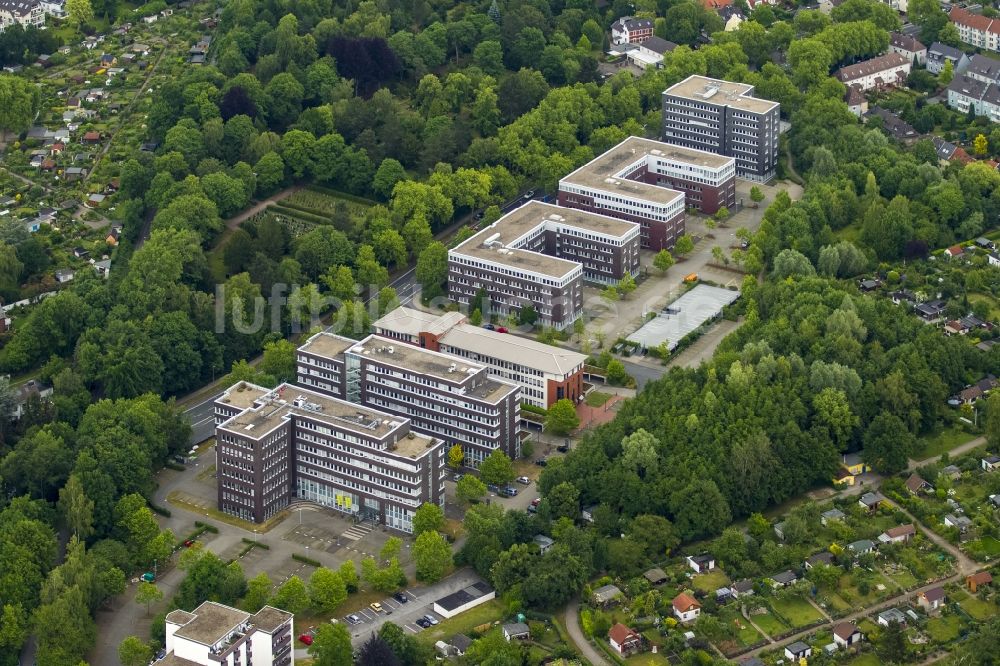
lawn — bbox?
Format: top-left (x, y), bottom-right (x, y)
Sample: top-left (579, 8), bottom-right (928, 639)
top-left (848, 654), bottom-right (882, 666)
top-left (585, 391), bottom-right (613, 407)
top-left (415, 599), bottom-right (505, 646)
top-left (748, 608), bottom-right (788, 637)
top-left (769, 595), bottom-right (824, 628)
top-left (717, 608), bottom-right (765, 648)
top-left (625, 653), bottom-right (672, 665)
top-left (913, 426), bottom-right (977, 461)
top-left (691, 570), bottom-right (730, 593)
top-left (967, 536), bottom-right (1000, 558)
top-left (951, 589), bottom-right (999, 620)
top-left (885, 566), bottom-right (919, 591)
top-left (926, 614), bottom-right (963, 643)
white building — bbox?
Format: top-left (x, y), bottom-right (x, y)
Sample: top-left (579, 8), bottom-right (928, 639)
top-left (0, 0), bottom-right (43, 31)
top-left (39, 0), bottom-right (64, 18)
top-left (889, 32), bottom-right (926, 65)
top-left (165, 602), bottom-right (294, 666)
top-left (835, 52), bottom-right (911, 92)
top-left (947, 75), bottom-right (1000, 123)
top-left (610, 16), bottom-right (653, 45)
top-left (950, 6), bottom-right (1000, 53)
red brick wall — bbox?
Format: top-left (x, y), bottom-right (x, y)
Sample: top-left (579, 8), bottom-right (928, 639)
top-left (546, 370), bottom-right (583, 408)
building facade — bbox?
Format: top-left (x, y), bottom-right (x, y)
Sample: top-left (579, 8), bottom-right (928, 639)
top-left (950, 6), bottom-right (1000, 53)
top-left (966, 53), bottom-right (1000, 85)
top-left (0, 0), bottom-right (43, 30)
top-left (448, 201), bottom-right (641, 328)
top-left (889, 32), bottom-right (926, 65)
top-left (661, 75), bottom-right (780, 181)
top-left (835, 52), bottom-right (911, 92)
top-left (558, 136), bottom-right (735, 249)
top-left (215, 381), bottom-right (446, 529)
top-left (610, 16), bottom-right (653, 44)
top-left (947, 75), bottom-right (1000, 123)
top-left (296, 332), bottom-right (522, 467)
top-left (926, 42), bottom-right (970, 75)
top-left (164, 602), bottom-right (294, 666)
top-left (373, 306), bottom-right (588, 409)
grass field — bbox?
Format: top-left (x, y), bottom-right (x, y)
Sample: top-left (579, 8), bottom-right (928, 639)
top-left (718, 608), bottom-right (765, 648)
top-left (968, 536), bottom-right (1000, 558)
top-left (415, 599), bottom-right (504, 646)
top-left (749, 608), bottom-right (788, 637)
top-left (770, 595), bottom-right (824, 628)
top-left (952, 589), bottom-right (999, 620)
top-left (585, 391), bottom-right (613, 407)
top-left (913, 426), bottom-right (976, 461)
top-left (885, 567), bottom-right (919, 590)
top-left (926, 614), bottom-right (963, 643)
top-left (691, 570), bottom-right (730, 593)
top-left (625, 653), bottom-right (672, 665)
top-left (848, 653), bottom-right (882, 666)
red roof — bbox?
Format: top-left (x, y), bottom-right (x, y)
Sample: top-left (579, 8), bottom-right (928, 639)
top-left (609, 623), bottom-right (639, 645)
top-left (952, 147), bottom-right (974, 165)
top-left (672, 593), bottom-right (701, 612)
top-left (947, 245), bottom-right (964, 256)
top-left (950, 6), bottom-right (1000, 35)
top-left (886, 524), bottom-right (916, 539)
top-left (968, 571), bottom-right (993, 585)
top-left (833, 622), bottom-right (859, 640)
top-left (83, 131), bottom-right (101, 141)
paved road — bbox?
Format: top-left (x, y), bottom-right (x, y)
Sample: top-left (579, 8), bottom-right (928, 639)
top-left (564, 598), bottom-right (605, 666)
top-left (185, 398), bottom-right (217, 445)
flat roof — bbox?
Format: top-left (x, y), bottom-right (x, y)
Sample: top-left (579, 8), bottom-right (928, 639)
top-left (372, 307), bottom-right (466, 339)
top-left (435, 581), bottom-right (494, 611)
top-left (440, 324), bottom-right (587, 377)
top-left (172, 601), bottom-right (250, 646)
top-left (158, 655), bottom-right (201, 666)
top-left (215, 381), bottom-right (270, 410)
top-left (298, 332), bottom-right (354, 359)
top-left (627, 284), bottom-right (740, 350)
top-left (451, 202), bottom-right (636, 278)
top-left (664, 75), bottom-right (779, 114)
top-left (220, 383), bottom-right (412, 442)
top-left (352, 335), bottom-right (517, 403)
top-left (251, 606), bottom-right (293, 633)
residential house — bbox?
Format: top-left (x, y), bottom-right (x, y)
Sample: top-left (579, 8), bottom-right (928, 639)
top-left (879, 524), bottom-right (916, 544)
top-left (610, 16), bottom-right (653, 44)
top-left (949, 6), bottom-right (1000, 53)
top-left (990, 251), bottom-right (1000, 267)
top-left (40, 0), bottom-right (64, 18)
top-left (106, 225), bottom-right (121, 246)
top-left (983, 455), bottom-right (1000, 471)
top-left (643, 568), bottom-right (668, 585)
top-left (82, 131), bottom-right (101, 144)
top-left (54, 268), bottom-right (74, 283)
top-left (866, 107), bottom-right (919, 142)
top-left (608, 623), bottom-right (642, 657)
top-left (719, 5), bottom-right (746, 31)
top-left (859, 492), bottom-right (885, 513)
top-left (533, 534), bottom-right (554, 554)
top-left (86, 193), bottom-right (106, 208)
top-left (715, 586), bottom-right (733, 604)
top-left (944, 514), bottom-right (973, 532)
top-left (858, 277), bottom-right (881, 291)
top-left (11, 380), bottom-right (52, 419)
top-left (979, 340), bottom-right (999, 352)
top-left (502, 623), bottom-right (530, 641)
top-left (64, 166), bottom-right (86, 182)
top-left (889, 32), bottom-right (927, 65)
top-left (821, 508), bottom-right (846, 525)
top-left (848, 539), bottom-right (877, 556)
top-left (927, 41), bottom-right (971, 75)
top-left (686, 554), bottom-right (715, 573)
top-left (72, 247), bottom-right (89, 258)
top-left (805, 551), bottom-right (835, 569)
top-left (941, 464), bottom-right (962, 480)
top-left (833, 622), bottom-right (864, 648)
top-left (92, 259), bottom-right (111, 278)
top-left (49, 141), bottom-right (64, 156)
top-left (945, 314), bottom-right (991, 336)
top-left (945, 245), bottom-right (965, 259)
top-left (835, 52), bottom-right (911, 91)
top-left (915, 299), bottom-right (947, 321)
top-left (845, 84), bottom-right (868, 117)
top-left (672, 593), bottom-right (701, 622)
top-left (0, 0), bottom-right (44, 31)
top-left (730, 579), bottom-right (755, 598)
top-left (967, 571), bottom-right (992, 592)
top-left (770, 570), bottom-right (798, 588)
top-left (967, 53), bottom-right (1000, 85)
top-left (905, 473), bottom-right (931, 495)
top-left (784, 641), bottom-right (812, 660)
top-left (947, 75), bottom-right (1000, 122)
top-left (141, 13), bottom-right (157, 23)
top-left (842, 453), bottom-right (867, 476)
top-left (917, 587), bottom-right (946, 613)
top-left (592, 584), bottom-right (623, 606)
top-left (878, 608), bottom-right (908, 627)
top-left (933, 136), bottom-right (959, 163)
top-left (99, 53), bottom-right (116, 67)
top-left (990, 494), bottom-right (1000, 508)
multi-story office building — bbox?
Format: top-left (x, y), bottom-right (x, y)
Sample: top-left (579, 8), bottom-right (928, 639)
top-left (558, 136), bottom-right (735, 248)
top-left (373, 306), bottom-right (587, 409)
top-left (662, 75), bottom-right (780, 182)
top-left (215, 381), bottom-right (446, 529)
top-left (947, 75), bottom-right (1000, 123)
top-left (949, 6), bottom-right (1000, 53)
top-left (0, 0), bottom-right (43, 30)
top-left (164, 602), bottom-right (294, 666)
top-left (448, 201), bottom-right (640, 328)
top-left (296, 332), bottom-right (522, 467)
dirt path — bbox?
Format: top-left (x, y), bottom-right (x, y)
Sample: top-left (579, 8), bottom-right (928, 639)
top-left (898, 505), bottom-right (978, 577)
top-left (206, 184), bottom-right (306, 252)
top-left (908, 436), bottom-right (986, 471)
top-left (564, 598), bottom-right (608, 666)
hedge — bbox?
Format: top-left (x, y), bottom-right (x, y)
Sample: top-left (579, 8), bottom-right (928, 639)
top-left (292, 553), bottom-right (321, 567)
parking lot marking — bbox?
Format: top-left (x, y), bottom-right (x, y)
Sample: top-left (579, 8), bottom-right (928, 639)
top-left (404, 625), bottom-right (418, 633)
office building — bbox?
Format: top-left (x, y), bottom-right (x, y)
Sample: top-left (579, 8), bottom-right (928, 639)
top-left (373, 306), bottom-right (587, 409)
top-left (448, 201), bottom-right (640, 328)
top-left (164, 602), bottom-right (293, 666)
top-left (296, 332), bottom-right (522, 467)
top-left (662, 75), bottom-right (780, 181)
top-left (215, 381), bottom-right (446, 529)
top-left (558, 136), bottom-right (736, 248)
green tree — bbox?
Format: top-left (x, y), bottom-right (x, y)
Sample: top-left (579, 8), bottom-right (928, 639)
top-left (308, 567), bottom-right (347, 614)
top-left (309, 622), bottom-right (353, 666)
top-left (621, 428), bottom-right (659, 478)
top-left (447, 444), bottom-right (464, 470)
top-left (66, 0), bottom-right (93, 30)
top-left (601, 285), bottom-right (619, 303)
top-left (373, 159), bottom-right (407, 199)
top-left (863, 412), bottom-right (915, 474)
top-left (243, 572), bottom-right (272, 613)
top-left (545, 399), bottom-right (580, 435)
top-left (0, 75), bottom-right (40, 135)
top-left (750, 186), bottom-right (765, 205)
top-left (415, 241), bottom-right (448, 301)
top-left (272, 575), bottom-right (310, 615)
top-left (412, 502), bottom-right (445, 537)
top-left (653, 249), bottom-right (675, 274)
top-left (118, 636), bottom-right (152, 666)
top-left (618, 272), bottom-right (636, 299)
top-left (939, 58), bottom-right (953, 86)
top-left (456, 475), bottom-right (487, 504)
top-left (974, 133), bottom-right (989, 155)
top-left (135, 581), bottom-right (162, 616)
top-left (674, 234), bottom-right (694, 256)
top-left (986, 392), bottom-right (1000, 449)
top-left (413, 530), bottom-right (452, 583)
top-left (878, 618), bottom-right (908, 662)
top-left (478, 449), bottom-right (514, 487)
top-left (58, 474), bottom-right (94, 540)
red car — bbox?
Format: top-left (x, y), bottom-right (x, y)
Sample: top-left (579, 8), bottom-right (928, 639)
top-left (183, 539), bottom-right (194, 547)
top-left (298, 634), bottom-right (313, 646)
top-left (496, 326), bottom-right (508, 333)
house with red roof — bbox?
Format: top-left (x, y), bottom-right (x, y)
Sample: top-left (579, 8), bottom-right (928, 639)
top-left (672, 593), bottom-right (701, 622)
top-left (608, 623), bottom-right (642, 656)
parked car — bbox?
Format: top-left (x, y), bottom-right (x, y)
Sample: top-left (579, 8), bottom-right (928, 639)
top-left (347, 614), bottom-right (361, 624)
top-left (534, 458), bottom-right (547, 467)
top-left (483, 323), bottom-right (495, 330)
top-left (527, 505), bottom-right (537, 514)
top-left (500, 486), bottom-right (518, 497)
top-left (183, 539), bottom-right (194, 547)
top-left (155, 649), bottom-right (166, 660)
top-left (516, 476), bottom-right (530, 485)
top-left (393, 592), bottom-right (409, 604)
top-left (424, 614), bottom-right (439, 625)
top-left (557, 444), bottom-right (569, 453)
top-left (496, 326), bottom-right (509, 333)
top-left (531, 498), bottom-right (541, 507)
top-left (453, 473), bottom-right (464, 482)
top-left (487, 483), bottom-right (500, 493)
top-left (415, 617), bottom-right (431, 628)
top-left (523, 190), bottom-right (535, 200)
top-left (370, 602), bottom-right (384, 613)
top-left (298, 634), bottom-right (313, 646)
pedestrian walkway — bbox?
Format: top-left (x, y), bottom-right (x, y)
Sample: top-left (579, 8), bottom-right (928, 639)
top-left (341, 523), bottom-right (373, 542)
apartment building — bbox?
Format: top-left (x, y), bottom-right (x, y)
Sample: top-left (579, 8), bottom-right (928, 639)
top-left (927, 42), bottom-right (970, 75)
top-left (966, 53), bottom-right (1000, 85)
top-left (373, 306), bottom-right (587, 409)
top-left (164, 602), bottom-right (294, 666)
top-left (0, 0), bottom-right (43, 30)
top-left (449, 201), bottom-right (641, 328)
top-left (610, 16), bottom-right (653, 44)
top-left (661, 75), bottom-right (780, 182)
top-left (215, 381), bottom-right (446, 529)
top-left (559, 137), bottom-right (734, 249)
top-left (296, 332), bottom-right (522, 467)
top-left (889, 32), bottom-right (926, 65)
top-left (835, 52), bottom-right (911, 92)
top-left (947, 75), bottom-right (1000, 123)
top-left (949, 6), bottom-right (1000, 53)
